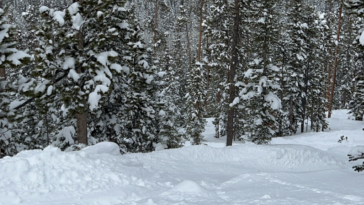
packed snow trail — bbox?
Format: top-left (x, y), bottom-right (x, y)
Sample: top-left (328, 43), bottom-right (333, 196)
top-left (0, 110), bottom-right (364, 205)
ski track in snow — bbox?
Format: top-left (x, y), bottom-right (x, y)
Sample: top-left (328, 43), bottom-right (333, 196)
top-left (1, 110), bottom-right (364, 205)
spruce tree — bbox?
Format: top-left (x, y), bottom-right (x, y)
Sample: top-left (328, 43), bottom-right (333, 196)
top-left (185, 62), bottom-right (206, 145)
top-left (0, 5), bottom-right (30, 156)
top-left (238, 0), bottom-right (281, 144)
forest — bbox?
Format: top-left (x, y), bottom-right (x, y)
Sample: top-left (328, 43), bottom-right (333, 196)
top-left (1, 0), bottom-right (364, 156)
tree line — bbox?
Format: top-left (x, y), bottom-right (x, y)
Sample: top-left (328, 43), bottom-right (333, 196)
top-left (1, 0), bottom-right (364, 156)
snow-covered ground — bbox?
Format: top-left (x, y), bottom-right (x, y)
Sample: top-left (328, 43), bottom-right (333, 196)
top-left (1, 110), bottom-right (364, 205)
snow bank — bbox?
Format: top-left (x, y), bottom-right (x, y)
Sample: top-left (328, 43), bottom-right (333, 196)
top-left (140, 144), bottom-right (347, 172)
top-left (81, 142), bottom-right (121, 155)
top-left (0, 143), bottom-right (124, 195)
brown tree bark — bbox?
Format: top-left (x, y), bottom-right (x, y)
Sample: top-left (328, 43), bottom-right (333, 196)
top-left (76, 18), bottom-right (88, 145)
top-left (0, 68), bottom-right (5, 82)
top-left (328, 3), bottom-right (343, 118)
top-left (227, 0), bottom-right (239, 146)
top-left (77, 113), bottom-right (88, 145)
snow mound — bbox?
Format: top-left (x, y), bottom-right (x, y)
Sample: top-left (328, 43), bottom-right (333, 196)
top-left (160, 180), bottom-right (220, 203)
top-left (145, 144), bottom-right (347, 171)
top-left (81, 141), bottom-right (121, 156)
top-left (170, 180), bottom-right (208, 193)
top-left (0, 143), bottom-right (127, 195)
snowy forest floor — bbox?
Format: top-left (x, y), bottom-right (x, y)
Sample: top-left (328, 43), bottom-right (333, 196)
top-left (1, 110), bottom-right (364, 205)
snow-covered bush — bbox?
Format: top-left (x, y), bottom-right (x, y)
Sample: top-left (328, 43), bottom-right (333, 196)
top-left (348, 146), bottom-right (364, 172)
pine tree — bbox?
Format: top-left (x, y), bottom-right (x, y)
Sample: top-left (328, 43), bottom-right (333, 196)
top-left (345, 0), bottom-right (364, 120)
top-left (284, 0), bottom-right (310, 134)
top-left (120, 16), bottom-right (158, 152)
top-left (156, 49), bottom-right (184, 149)
top-left (205, 0), bottom-right (233, 139)
top-left (20, 0), bottom-right (130, 149)
top-left (185, 62), bottom-right (206, 145)
top-left (0, 5), bottom-right (30, 156)
top-left (238, 0), bottom-right (281, 144)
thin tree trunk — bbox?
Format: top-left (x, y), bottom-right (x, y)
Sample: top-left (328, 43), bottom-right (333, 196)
top-left (153, 0), bottom-right (158, 46)
top-left (0, 69), bottom-right (5, 81)
top-left (328, 3), bottom-right (343, 118)
top-left (227, 0), bottom-right (239, 146)
top-left (77, 113), bottom-right (88, 144)
top-left (76, 27), bottom-right (88, 145)
top-left (289, 96), bottom-right (293, 133)
top-left (279, 53), bottom-right (285, 136)
top-left (205, 37), bottom-right (210, 113)
top-left (326, 49), bottom-right (332, 107)
top-left (197, 0), bottom-right (204, 62)
top-left (186, 24), bottom-right (192, 70)
top-left (0, 67), bottom-right (5, 93)
top-left (45, 113), bottom-right (50, 146)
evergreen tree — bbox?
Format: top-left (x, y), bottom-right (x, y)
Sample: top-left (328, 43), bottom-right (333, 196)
top-left (185, 62), bottom-right (206, 145)
top-left (346, 0), bottom-right (364, 120)
top-left (238, 0), bottom-right (281, 144)
top-left (22, 0), bottom-right (130, 149)
top-left (120, 19), bottom-right (158, 152)
top-left (0, 5), bottom-right (30, 156)
top-left (204, 0), bottom-right (233, 139)
top-left (156, 49), bottom-right (184, 149)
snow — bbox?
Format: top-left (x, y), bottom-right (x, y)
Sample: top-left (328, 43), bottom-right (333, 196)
top-left (68, 69), bottom-right (80, 81)
top-left (7, 51), bottom-right (30, 65)
top-left (63, 57), bottom-right (75, 70)
top-left (348, 146), bottom-right (364, 157)
top-left (81, 142), bottom-right (120, 156)
top-left (88, 85), bottom-right (109, 111)
top-left (1, 110), bottom-right (364, 205)
top-left (9, 100), bottom-right (26, 110)
top-left (47, 85), bottom-right (53, 95)
top-left (39, 6), bottom-right (50, 13)
top-left (229, 97), bottom-right (239, 107)
top-left (0, 24), bottom-right (11, 43)
top-left (53, 11), bottom-right (66, 26)
top-left (265, 92), bottom-right (281, 110)
top-left (360, 30), bottom-right (364, 46)
top-left (68, 3), bottom-right (80, 15)
top-left (72, 13), bottom-right (84, 30)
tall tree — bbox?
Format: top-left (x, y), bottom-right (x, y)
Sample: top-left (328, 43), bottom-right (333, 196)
top-left (238, 0), bottom-right (281, 144)
top-left (0, 5), bottom-right (30, 156)
top-left (226, 0), bottom-right (240, 146)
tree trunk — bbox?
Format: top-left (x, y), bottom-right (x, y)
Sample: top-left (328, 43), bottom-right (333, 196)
top-left (197, 0), bottom-right (204, 62)
top-left (205, 37), bottom-right (210, 113)
top-left (227, 0), bottom-right (239, 146)
top-left (77, 113), bottom-right (88, 145)
top-left (326, 49), bottom-right (332, 108)
top-left (289, 96), bottom-right (293, 133)
top-left (0, 67), bottom-right (5, 93)
top-left (186, 24), bottom-right (192, 70)
top-left (0, 69), bottom-right (5, 81)
top-left (328, 3), bottom-right (343, 118)
top-left (153, 0), bottom-right (158, 46)
top-left (76, 27), bottom-right (88, 145)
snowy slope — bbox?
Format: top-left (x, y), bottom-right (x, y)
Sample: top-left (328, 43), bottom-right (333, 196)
top-left (1, 110), bottom-right (364, 205)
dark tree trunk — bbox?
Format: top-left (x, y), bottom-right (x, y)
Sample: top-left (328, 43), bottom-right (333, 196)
top-left (227, 0), bottom-right (239, 146)
top-left (77, 113), bottom-right (88, 145)
top-left (328, 3), bottom-right (343, 118)
top-left (186, 24), bottom-right (192, 70)
top-left (76, 21), bottom-right (88, 145)
top-left (197, 0), bottom-right (204, 62)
